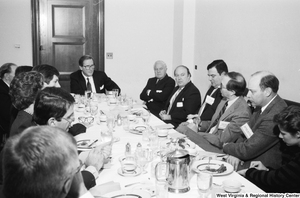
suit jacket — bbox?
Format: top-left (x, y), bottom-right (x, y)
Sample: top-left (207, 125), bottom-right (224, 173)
top-left (0, 80), bottom-right (11, 138)
top-left (200, 97), bottom-right (251, 148)
top-left (223, 95), bottom-right (287, 170)
top-left (163, 81), bottom-right (201, 128)
top-left (140, 75), bottom-right (175, 117)
top-left (200, 86), bottom-right (223, 121)
top-left (70, 70), bottom-right (120, 95)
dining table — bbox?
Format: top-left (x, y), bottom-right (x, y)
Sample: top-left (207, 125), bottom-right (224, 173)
top-left (73, 95), bottom-right (265, 197)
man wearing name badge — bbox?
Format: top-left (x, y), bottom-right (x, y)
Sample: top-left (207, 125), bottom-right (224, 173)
top-left (140, 60), bottom-right (175, 117)
top-left (177, 59), bottom-right (228, 133)
top-left (177, 72), bottom-right (251, 153)
top-left (159, 65), bottom-right (201, 128)
top-left (70, 55), bottom-right (121, 95)
top-left (224, 71), bottom-right (287, 171)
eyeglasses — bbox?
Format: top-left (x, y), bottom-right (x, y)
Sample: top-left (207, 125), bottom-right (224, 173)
top-left (82, 64), bottom-right (95, 70)
top-left (74, 160), bottom-right (84, 174)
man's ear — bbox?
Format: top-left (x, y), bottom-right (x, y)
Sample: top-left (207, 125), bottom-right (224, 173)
top-left (79, 66), bottom-right (83, 71)
top-left (63, 177), bottom-right (73, 195)
top-left (47, 117), bottom-right (57, 127)
top-left (263, 87), bottom-right (272, 97)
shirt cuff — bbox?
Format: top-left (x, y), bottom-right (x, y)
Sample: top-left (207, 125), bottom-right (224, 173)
top-left (79, 191), bottom-right (94, 198)
top-left (85, 166), bottom-right (99, 179)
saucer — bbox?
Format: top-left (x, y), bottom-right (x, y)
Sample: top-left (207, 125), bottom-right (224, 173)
top-left (118, 167), bottom-right (141, 177)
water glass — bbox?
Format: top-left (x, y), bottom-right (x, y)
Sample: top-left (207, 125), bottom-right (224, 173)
top-left (90, 104), bottom-right (98, 117)
top-left (141, 110), bottom-right (151, 124)
top-left (112, 88), bottom-right (119, 98)
top-left (135, 148), bottom-right (153, 174)
top-left (107, 115), bottom-right (115, 132)
top-left (122, 117), bottom-right (129, 131)
top-left (101, 129), bottom-right (113, 143)
top-left (155, 181), bottom-right (169, 198)
top-left (197, 172), bottom-right (212, 196)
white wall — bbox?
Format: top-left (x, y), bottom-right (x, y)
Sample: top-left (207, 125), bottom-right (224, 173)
top-left (193, 0), bottom-right (300, 102)
top-left (0, 0), bottom-right (32, 65)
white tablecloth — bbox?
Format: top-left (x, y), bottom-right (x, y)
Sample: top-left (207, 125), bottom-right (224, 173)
top-left (74, 101), bottom-right (265, 197)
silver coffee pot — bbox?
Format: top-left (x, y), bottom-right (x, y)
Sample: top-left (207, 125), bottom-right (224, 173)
top-left (166, 148), bottom-right (190, 193)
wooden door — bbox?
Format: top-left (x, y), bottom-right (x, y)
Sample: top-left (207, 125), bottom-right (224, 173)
top-left (32, 0), bottom-right (104, 92)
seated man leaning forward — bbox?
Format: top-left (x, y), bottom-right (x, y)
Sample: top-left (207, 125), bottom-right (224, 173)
top-left (3, 126), bottom-right (94, 198)
top-left (70, 55), bottom-right (120, 95)
top-left (177, 72), bottom-right (251, 152)
top-left (159, 65), bottom-right (201, 128)
top-left (224, 71), bottom-right (287, 171)
top-left (177, 59), bottom-right (228, 132)
top-left (140, 60), bottom-right (175, 117)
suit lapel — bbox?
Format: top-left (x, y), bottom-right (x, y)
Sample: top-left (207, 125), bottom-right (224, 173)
top-left (219, 97), bottom-right (242, 121)
top-left (79, 72), bottom-right (87, 91)
top-left (169, 82), bottom-right (192, 113)
top-left (206, 99), bottom-right (227, 131)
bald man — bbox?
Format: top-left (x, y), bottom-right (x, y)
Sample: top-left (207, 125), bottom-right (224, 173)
top-left (140, 60), bottom-right (175, 117)
top-left (224, 71), bottom-right (287, 170)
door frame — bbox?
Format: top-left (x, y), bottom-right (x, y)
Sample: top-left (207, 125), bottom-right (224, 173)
top-left (30, 0), bottom-right (105, 71)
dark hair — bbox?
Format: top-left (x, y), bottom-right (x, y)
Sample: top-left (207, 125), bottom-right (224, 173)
top-left (207, 60), bottom-right (228, 75)
top-left (0, 63), bottom-right (16, 78)
top-left (225, 72), bottom-right (247, 97)
top-left (79, 55), bottom-right (93, 67)
top-left (3, 126), bottom-right (77, 198)
top-left (15, 66), bottom-right (33, 77)
top-left (33, 87), bottom-right (75, 125)
top-left (32, 64), bottom-right (59, 84)
top-left (260, 75), bottom-right (279, 93)
top-left (9, 71), bottom-right (44, 110)
top-left (274, 106), bottom-right (300, 135)
top-left (174, 65), bottom-right (191, 77)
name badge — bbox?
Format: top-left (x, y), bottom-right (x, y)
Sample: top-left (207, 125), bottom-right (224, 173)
top-left (240, 123), bottom-right (254, 139)
top-left (218, 121), bottom-right (230, 130)
top-left (177, 102), bottom-right (183, 107)
top-left (205, 95), bottom-right (215, 105)
top-left (156, 90), bottom-right (162, 93)
top-left (100, 85), bottom-right (104, 90)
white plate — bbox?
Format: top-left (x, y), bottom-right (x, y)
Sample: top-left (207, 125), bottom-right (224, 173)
top-left (117, 167), bottom-right (142, 177)
top-left (129, 125), bottom-right (147, 135)
top-left (192, 160), bottom-right (234, 176)
top-left (103, 189), bottom-right (150, 198)
top-left (77, 139), bottom-right (98, 151)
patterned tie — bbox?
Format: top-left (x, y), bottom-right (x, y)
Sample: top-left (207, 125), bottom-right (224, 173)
top-left (86, 78), bottom-right (92, 91)
top-left (167, 87), bottom-right (183, 114)
top-left (209, 101), bottom-right (228, 131)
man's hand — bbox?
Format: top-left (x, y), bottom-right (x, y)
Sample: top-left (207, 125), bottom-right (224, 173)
top-left (187, 114), bottom-right (198, 120)
top-left (160, 114), bottom-right (171, 121)
top-left (249, 161), bottom-right (268, 171)
top-left (226, 155), bottom-right (244, 171)
top-left (85, 146), bottom-right (105, 171)
top-left (237, 169), bottom-right (248, 177)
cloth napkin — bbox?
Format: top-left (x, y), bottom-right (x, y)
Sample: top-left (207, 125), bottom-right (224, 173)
top-left (89, 181), bottom-right (121, 196)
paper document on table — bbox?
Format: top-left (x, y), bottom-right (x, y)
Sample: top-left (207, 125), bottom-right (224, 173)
top-left (155, 123), bottom-right (174, 129)
top-left (168, 132), bottom-right (186, 139)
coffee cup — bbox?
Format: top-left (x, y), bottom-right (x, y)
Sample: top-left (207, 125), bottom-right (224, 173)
top-left (120, 156), bottom-right (137, 173)
top-left (222, 179), bottom-right (242, 193)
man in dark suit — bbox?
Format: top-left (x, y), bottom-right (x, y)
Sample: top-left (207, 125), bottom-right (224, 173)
top-left (177, 72), bottom-right (251, 153)
top-left (224, 71), bottom-right (287, 170)
top-left (177, 60), bottom-right (228, 132)
top-left (159, 65), bottom-right (201, 128)
top-left (0, 63), bottom-right (17, 145)
top-left (140, 60), bottom-right (175, 117)
top-left (70, 55), bottom-right (120, 95)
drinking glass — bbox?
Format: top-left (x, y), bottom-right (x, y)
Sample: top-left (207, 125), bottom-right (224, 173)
top-left (101, 129), bottom-right (113, 143)
top-left (197, 172), bottom-right (212, 197)
top-left (90, 104), bottom-right (98, 117)
top-left (112, 88), bottom-right (119, 98)
top-left (141, 110), bottom-right (151, 125)
top-left (135, 148), bottom-right (153, 174)
top-left (155, 162), bottom-right (169, 198)
top-left (107, 115), bottom-right (115, 132)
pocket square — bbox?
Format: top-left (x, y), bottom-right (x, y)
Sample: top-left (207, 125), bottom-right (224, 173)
top-left (100, 85), bottom-right (104, 90)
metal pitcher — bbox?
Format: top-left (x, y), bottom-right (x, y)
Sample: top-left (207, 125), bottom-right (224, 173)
top-left (166, 149), bottom-right (190, 193)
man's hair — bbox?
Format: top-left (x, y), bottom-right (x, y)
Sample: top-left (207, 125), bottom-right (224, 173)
top-left (251, 71), bottom-right (279, 93)
top-left (79, 55), bottom-right (93, 67)
top-left (207, 60), bottom-right (228, 75)
top-left (9, 71), bottom-right (44, 110)
top-left (33, 87), bottom-right (75, 125)
top-left (174, 65), bottom-right (191, 77)
top-left (3, 126), bottom-right (77, 198)
top-left (32, 64), bottom-right (59, 84)
top-left (225, 72), bottom-right (247, 97)
top-left (0, 63), bottom-right (16, 79)
top-left (274, 106), bottom-right (300, 135)
top-left (153, 60), bottom-right (167, 68)
top-left (15, 66), bottom-right (33, 77)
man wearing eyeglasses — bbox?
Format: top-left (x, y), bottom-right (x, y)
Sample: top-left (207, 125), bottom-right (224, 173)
top-left (2, 126), bottom-right (95, 198)
top-left (70, 55), bottom-right (120, 95)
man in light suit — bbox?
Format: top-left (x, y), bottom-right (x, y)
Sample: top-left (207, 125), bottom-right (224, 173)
top-left (140, 60), bottom-right (175, 117)
top-left (178, 72), bottom-right (251, 153)
top-left (70, 55), bottom-right (120, 95)
top-left (177, 59), bottom-right (228, 132)
top-left (224, 71), bottom-right (287, 170)
top-left (159, 65), bottom-right (201, 128)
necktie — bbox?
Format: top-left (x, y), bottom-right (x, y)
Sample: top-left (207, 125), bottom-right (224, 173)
top-left (209, 101), bottom-right (228, 131)
top-left (86, 78), bottom-right (92, 91)
top-left (198, 88), bottom-right (218, 117)
top-left (167, 87), bottom-right (183, 114)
